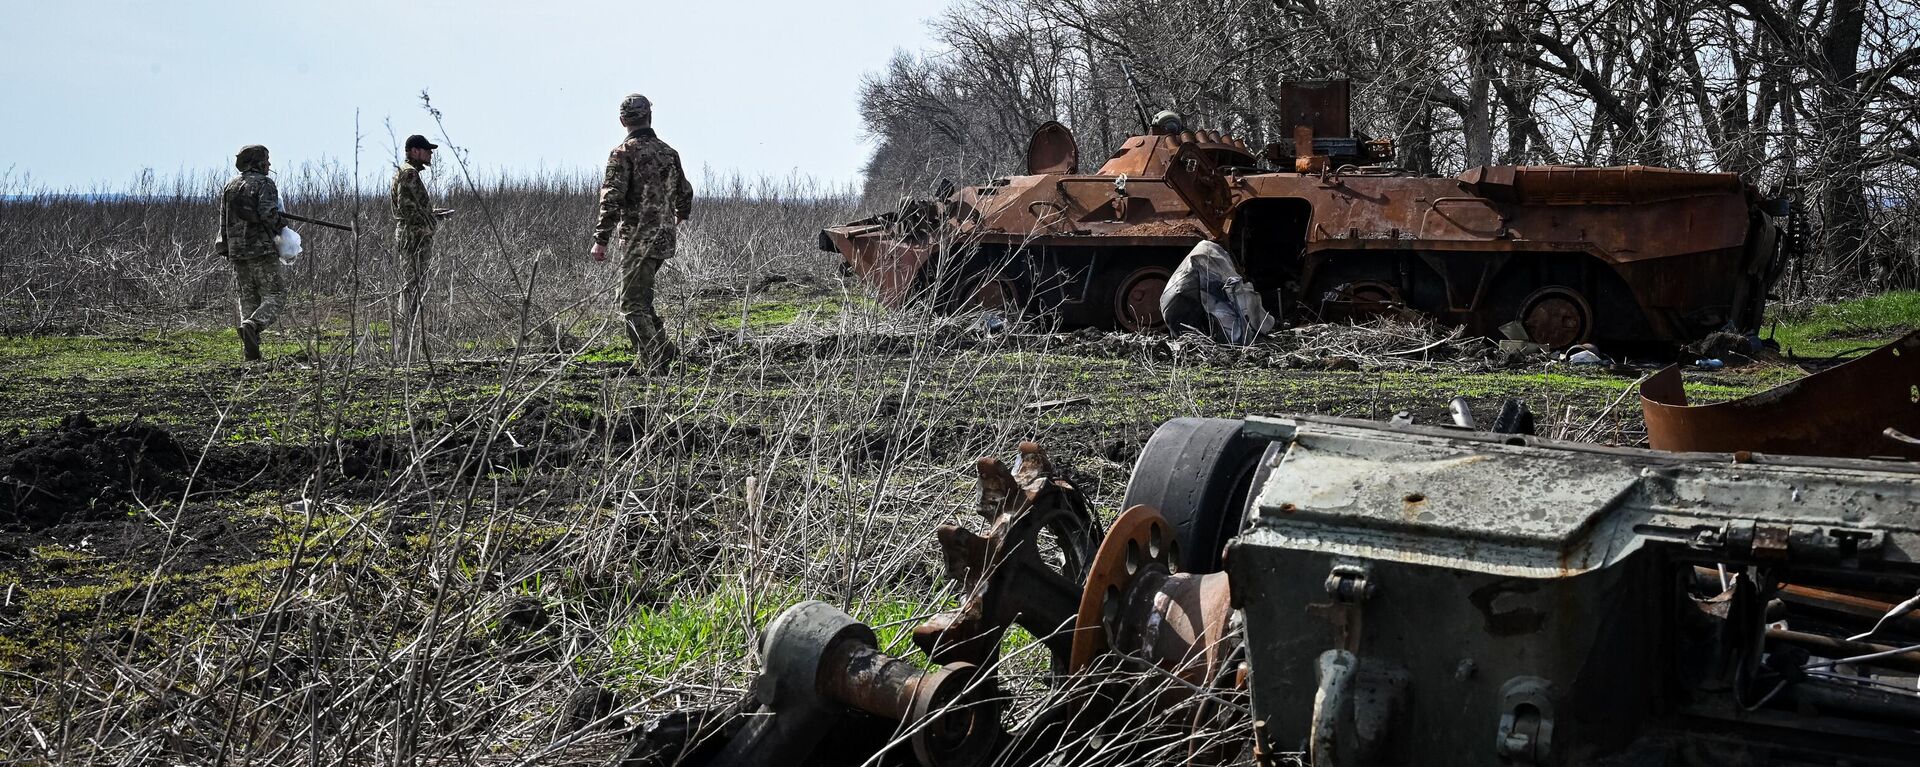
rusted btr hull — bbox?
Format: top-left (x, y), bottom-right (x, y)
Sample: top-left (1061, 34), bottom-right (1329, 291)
top-left (823, 161), bottom-right (1786, 345)
top-left (823, 100), bottom-right (1790, 346)
top-left (1221, 163), bottom-right (1785, 346)
top-left (822, 126), bottom-right (1233, 332)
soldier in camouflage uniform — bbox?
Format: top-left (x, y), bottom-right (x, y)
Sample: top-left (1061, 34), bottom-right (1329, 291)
top-left (590, 93), bottom-right (694, 369)
top-left (390, 134), bottom-right (445, 328)
top-left (215, 144), bottom-right (286, 362)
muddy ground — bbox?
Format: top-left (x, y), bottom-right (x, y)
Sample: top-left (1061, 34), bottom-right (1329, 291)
top-left (0, 285), bottom-right (1836, 762)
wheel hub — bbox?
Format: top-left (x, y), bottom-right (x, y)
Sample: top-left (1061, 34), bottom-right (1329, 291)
top-left (1520, 288), bottom-right (1594, 349)
top-left (1115, 267), bottom-right (1171, 331)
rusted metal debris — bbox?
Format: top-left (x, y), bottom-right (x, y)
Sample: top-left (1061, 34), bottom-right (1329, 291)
top-left (636, 409), bottom-right (1920, 766)
top-left (1641, 329), bottom-right (1920, 460)
top-left (699, 599), bottom-right (1000, 767)
top-left (914, 443), bottom-right (1095, 672)
top-left (820, 80), bottom-right (1793, 347)
top-left (1069, 504), bottom-right (1234, 681)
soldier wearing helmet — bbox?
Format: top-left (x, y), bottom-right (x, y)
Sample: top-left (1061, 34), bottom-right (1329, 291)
top-left (1151, 110), bottom-right (1186, 136)
top-left (214, 144), bottom-right (286, 361)
top-left (589, 92), bottom-right (694, 371)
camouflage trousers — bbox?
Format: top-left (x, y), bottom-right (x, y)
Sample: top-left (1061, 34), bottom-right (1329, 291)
top-left (396, 229), bottom-right (434, 322)
top-left (232, 256), bottom-right (284, 329)
top-left (619, 247), bottom-right (669, 358)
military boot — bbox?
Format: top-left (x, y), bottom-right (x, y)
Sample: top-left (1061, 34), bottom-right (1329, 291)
top-left (653, 340), bottom-right (680, 374)
top-left (627, 342), bottom-right (674, 375)
top-left (238, 321), bottom-right (263, 362)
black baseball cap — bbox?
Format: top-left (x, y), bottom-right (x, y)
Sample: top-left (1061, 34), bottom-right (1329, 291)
top-left (405, 134), bottom-right (439, 151)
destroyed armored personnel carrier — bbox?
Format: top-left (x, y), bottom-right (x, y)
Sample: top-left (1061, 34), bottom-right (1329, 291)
top-left (821, 82), bottom-right (1794, 347)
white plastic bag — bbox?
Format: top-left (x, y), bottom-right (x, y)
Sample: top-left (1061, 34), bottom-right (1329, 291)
top-left (276, 226), bottom-right (302, 266)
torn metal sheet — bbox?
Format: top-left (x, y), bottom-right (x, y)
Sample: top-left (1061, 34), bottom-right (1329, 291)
top-left (1640, 330), bottom-right (1920, 460)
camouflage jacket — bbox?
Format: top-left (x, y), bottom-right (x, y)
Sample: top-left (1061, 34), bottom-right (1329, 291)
top-left (215, 170), bottom-right (284, 261)
top-left (390, 160), bottom-right (437, 237)
top-left (593, 128), bottom-right (693, 254)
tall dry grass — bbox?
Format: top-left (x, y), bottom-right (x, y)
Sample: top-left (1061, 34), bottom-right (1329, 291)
top-left (0, 157), bottom-right (1233, 765)
top-left (0, 161), bottom-right (861, 342)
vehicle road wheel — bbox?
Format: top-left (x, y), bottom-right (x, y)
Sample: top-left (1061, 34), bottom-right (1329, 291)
top-left (1326, 279), bottom-right (1404, 323)
top-left (1122, 418), bottom-right (1269, 573)
top-left (967, 276), bottom-right (1025, 312)
top-left (1518, 286), bottom-right (1594, 349)
top-left (1111, 265), bottom-right (1172, 332)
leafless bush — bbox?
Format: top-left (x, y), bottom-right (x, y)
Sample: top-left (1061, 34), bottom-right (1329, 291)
top-left (0, 164), bottom-right (861, 349)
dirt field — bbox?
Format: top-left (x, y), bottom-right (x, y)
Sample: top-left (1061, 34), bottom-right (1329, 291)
top-left (0, 270), bottom-right (1826, 762)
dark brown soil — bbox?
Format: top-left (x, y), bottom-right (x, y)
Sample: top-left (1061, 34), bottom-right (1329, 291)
top-left (1, 413), bottom-right (190, 529)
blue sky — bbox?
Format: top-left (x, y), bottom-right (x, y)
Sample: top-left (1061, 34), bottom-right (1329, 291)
top-left (0, 0), bottom-right (945, 191)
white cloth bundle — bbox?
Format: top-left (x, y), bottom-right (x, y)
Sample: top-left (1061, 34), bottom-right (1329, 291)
top-left (1160, 241), bottom-right (1275, 345)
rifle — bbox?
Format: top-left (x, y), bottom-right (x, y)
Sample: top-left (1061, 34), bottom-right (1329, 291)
top-left (1118, 61), bottom-right (1154, 135)
top-left (281, 211), bottom-right (354, 232)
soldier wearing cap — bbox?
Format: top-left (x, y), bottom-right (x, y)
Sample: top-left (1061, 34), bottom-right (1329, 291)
top-left (391, 134), bottom-right (449, 328)
top-left (215, 144), bottom-right (286, 361)
top-left (590, 93), bottom-right (694, 370)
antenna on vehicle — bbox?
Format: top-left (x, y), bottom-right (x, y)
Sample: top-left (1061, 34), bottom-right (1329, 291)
top-left (1118, 61), bottom-right (1154, 135)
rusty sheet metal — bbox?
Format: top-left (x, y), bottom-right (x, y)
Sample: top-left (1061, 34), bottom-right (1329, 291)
top-left (1640, 330), bottom-right (1920, 460)
top-left (1092, 131), bottom-right (1254, 178)
top-left (1026, 121), bottom-right (1079, 175)
top-left (1279, 80), bottom-right (1350, 139)
top-left (822, 225), bottom-right (932, 308)
top-left (1232, 167), bottom-right (1768, 345)
top-left (1460, 165), bottom-right (1746, 205)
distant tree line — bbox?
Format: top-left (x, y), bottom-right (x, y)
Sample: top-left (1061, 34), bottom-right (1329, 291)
top-left (858, 0), bottom-right (1920, 294)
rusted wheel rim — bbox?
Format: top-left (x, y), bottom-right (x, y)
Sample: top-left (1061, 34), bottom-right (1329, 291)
top-left (1114, 266), bottom-right (1171, 332)
top-left (1329, 280), bottom-right (1402, 322)
top-left (969, 278), bottom-right (1020, 311)
top-left (1345, 280), bottom-right (1398, 307)
top-left (1071, 505), bottom-right (1180, 671)
top-left (1520, 287), bottom-right (1594, 349)
top-left (909, 662), bottom-right (999, 767)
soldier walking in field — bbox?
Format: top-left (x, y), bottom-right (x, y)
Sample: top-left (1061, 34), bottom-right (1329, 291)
top-left (391, 134), bottom-right (449, 332)
top-left (590, 93), bottom-right (694, 370)
top-left (215, 144), bottom-right (286, 362)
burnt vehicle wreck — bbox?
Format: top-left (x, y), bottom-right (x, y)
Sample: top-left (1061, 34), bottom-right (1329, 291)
top-left (821, 82), bottom-right (1795, 348)
top-left (632, 349), bottom-right (1920, 766)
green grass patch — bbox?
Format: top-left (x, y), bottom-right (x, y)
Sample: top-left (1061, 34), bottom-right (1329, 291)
top-left (0, 552), bottom-right (292, 672)
top-left (707, 293), bottom-right (865, 331)
top-left (608, 582), bottom-right (934, 682)
top-left (0, 330), bottom-right (297, 376)
top-left (1768, 291), bottom-right (1920, 358)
